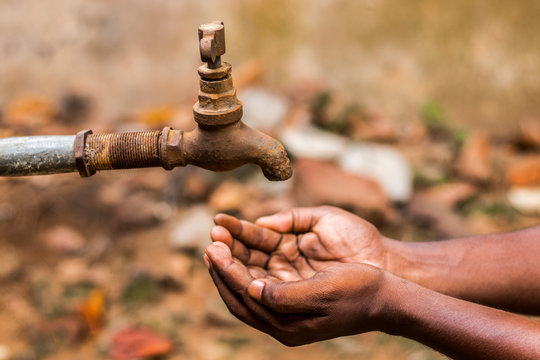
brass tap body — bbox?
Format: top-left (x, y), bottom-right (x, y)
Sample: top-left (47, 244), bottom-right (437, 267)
top-left (77, 21), bottom-right (292, 181)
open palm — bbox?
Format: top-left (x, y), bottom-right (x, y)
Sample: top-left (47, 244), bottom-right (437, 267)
top-left (210, 206), bottom-right (389, 282)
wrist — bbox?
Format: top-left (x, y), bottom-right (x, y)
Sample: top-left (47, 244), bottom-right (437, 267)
top-left (343, 265), bottom-right (402, 335)
top-left (380, 237), bottom-right (418, 280)
top-left (381, 237), bottom-right (457, 297)
top-left (356, 266), bottom-right (413, 335)
top-left (374, 271), bottom-right (433, 336)
top-left (370, 271), bottom-right (409, 335)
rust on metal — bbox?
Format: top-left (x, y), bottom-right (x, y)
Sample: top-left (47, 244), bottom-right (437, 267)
top-left (160, 127), bottom-right (184, 170)
top-left (0, 21), bottom-right (293, 181)
top-left (198, 21), bottom-right (225, 69)
top-left (74, 129), bottom-right (95, 177)
top-left (84, 131), bottom-right (162, 172)
top-left (185, 21), bottom-right (292, 180)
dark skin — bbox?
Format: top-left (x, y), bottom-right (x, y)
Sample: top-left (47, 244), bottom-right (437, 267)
top-left (204, 206), bottom-right (540, 359)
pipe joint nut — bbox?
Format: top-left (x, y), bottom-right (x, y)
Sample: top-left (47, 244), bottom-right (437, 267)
top-left (160, 127), bottom-right (185, 170)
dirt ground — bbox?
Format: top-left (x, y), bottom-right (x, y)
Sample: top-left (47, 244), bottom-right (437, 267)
top-left (1, 1), bottom-right (540, 360)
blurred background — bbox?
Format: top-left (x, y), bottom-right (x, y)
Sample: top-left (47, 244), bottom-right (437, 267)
top-left (1, 0), bottom-right (540, 359)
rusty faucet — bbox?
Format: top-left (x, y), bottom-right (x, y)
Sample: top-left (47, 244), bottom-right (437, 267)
top-left (0, 21), bottom-right (293, 181)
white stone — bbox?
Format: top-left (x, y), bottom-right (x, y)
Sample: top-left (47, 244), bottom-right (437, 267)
top-left (280, 125), bottom-right (348, 161)
top-left (338, 143), bottom-right (412, 202)
top-left (240, 87), bottom-right (288, 131)
top-left (169, 205), bottom-right (214, 253)
top-left (507, 187), bottom-right (540, 215)
top-left (0, 345), bottom-right (10, 360)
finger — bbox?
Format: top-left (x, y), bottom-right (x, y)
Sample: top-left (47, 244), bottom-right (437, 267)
top-left (256, 207), bottom-right (323, 234)
top-left (206, 243), bottom-right (292, 329)
top-left (205, 241), bottom-right (252, 292)
top-left (209, 225), bottom-right (234, 246)
top-left (210, 226), bottom-right (269, 267)
top-left (247, 278), bottom-right (325, 314)
top-left (214, 213), bottom-right (283, 252)
top-left (205, 256), bottom-right (272, 333)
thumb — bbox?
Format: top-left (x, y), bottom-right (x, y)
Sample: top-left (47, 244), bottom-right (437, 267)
top-left (247, 278), bottom-right (323, 313)
top-left (248, 279), bottom-right (266, 301)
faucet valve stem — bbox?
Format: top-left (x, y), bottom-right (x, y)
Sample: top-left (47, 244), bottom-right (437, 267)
top-left (198, 21), bottom-right (226, 69)
top-left (193, 21), bottom-right (243, 127)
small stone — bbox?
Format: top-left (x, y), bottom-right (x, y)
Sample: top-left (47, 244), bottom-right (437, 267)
top-left (407, 182), bottom-right (476, 237)
top-left (110, 327), bottom-right (173, 360)
top-left (153, 202), bottom-right (173, 221)
top-left (113, 192), bottom-right (162, 227)
top-left (163, 254), bottom-right (191, 289)
top-left (169, 205), bottom-right (214, 253)
top-left (508, 187), bottom-right (540, 215)
top-left (208, 181), bottom-right (251, 212)
top-left (84, 234), bottom-right (111, 262)
top-left (516, 116), bottom-right (540, 148)
top-left (240, 197), bottom-right (294, 222)
top-left (414, 182), bottom-right (476, 209)
top-left (506, 156), bottom-right (540, 187)
top-left (455, 131), bottom-right (493, 183)
top-left (42, 225), bottom-right (86, 254)
top-left (128, 168), bottom-right (169, 192)
top-left (0, 243), bottom-right (21, 280)
top-left (283, 104), bottom-right (312, 128)
top-left (31, 317), bottom-right (84, 353)
top-left (408, 194), bottom-right (470, 238)
top-left (293, 159), bottom-right (392, 219)
top-left (240, 87), bottom-right (288, 132)
top-left (351, 112), bottom-right (399, 142)
top-left (401, 118), bottom-right (429, 143)
top-left (338, 143), bottom-right (413, 202)
top-left (182, 171), bottom-right (212, 202)
top-left (55, 258), bottom-right (88, 284)
top-left (0, 345), bottom-right (11, 360)
top-left (280, 125), bottom-right (348, 161)
top-left (135, 253), bottom-right (190, 293)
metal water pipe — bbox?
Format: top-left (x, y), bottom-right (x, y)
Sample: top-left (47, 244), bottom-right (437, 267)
top-left (0, 21), bottom-right (293, 181)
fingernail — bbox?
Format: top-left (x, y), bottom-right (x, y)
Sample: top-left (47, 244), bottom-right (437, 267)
top-left (210, 226), bottom-right (220, 240)
top-left (203, 254), bottom-right (211, 269)
top-left (213, 241), bottom-right (229, 251)
top-left (248, 280), bottom-right (265, 300)
top-left (255, 217), bottom-right (268, 224)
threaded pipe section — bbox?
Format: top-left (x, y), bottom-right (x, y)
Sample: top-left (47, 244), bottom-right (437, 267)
top-left (85, 131), bottom-right (162, 171)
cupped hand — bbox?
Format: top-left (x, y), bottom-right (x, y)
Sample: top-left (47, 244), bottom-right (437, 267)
top-left (204, 241), bottom-right (389, 346)
top-left (210, 206), bottom-right (390, 282)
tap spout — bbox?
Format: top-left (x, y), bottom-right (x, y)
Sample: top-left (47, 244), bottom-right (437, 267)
top-left (161, 122), bottom-right (292, 181)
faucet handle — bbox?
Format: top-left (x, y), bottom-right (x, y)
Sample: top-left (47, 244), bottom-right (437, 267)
top-left (198, 21), bottom-right (226, 69)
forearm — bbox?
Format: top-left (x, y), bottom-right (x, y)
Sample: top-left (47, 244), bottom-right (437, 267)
top-left (380, 275), bottom-right (540, 360)
top-left (383, 226), bottom-right (540, 314)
